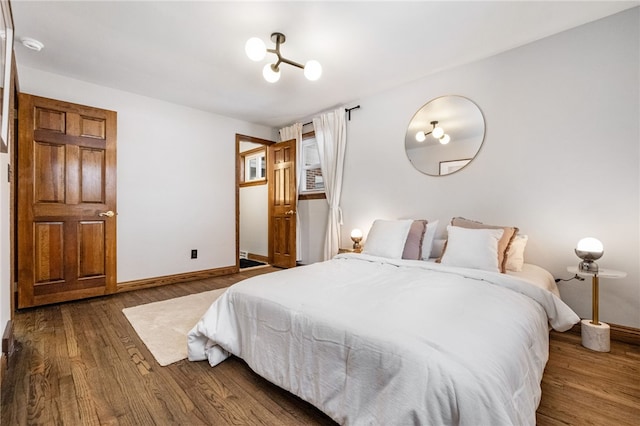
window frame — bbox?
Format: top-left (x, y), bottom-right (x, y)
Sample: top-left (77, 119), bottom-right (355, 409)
top-left (299, 131), bottom-right (326, 200)
top-left (239, 145), bottom-right (267, 187)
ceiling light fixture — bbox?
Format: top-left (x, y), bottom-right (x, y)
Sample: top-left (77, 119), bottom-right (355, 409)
top-left (20, 37), bottom-right (44, 52)
top-left (415, 121), bottom-right (450, 144)
top-left (245, 32), bottom-right (321, 83)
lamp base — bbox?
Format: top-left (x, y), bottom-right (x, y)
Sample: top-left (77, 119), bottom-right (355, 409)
top-left (581, 319), bottom-right (610, 352)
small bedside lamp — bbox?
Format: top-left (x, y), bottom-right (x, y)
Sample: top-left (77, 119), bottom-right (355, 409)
top-left (575, 237), bottom-right (604, 273)
top-left (569, 237), bottom-right (626, 352)
top-left (350, 228), bottom-right (363, 253)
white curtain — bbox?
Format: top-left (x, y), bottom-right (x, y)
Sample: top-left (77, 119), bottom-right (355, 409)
top-left (279, 123), bottom-right (303, 261)
top-left (313, 108), bottom-right (347, 261)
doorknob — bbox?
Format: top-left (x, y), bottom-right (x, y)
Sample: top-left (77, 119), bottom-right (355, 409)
top-left (285, 210), bottom-right (296, 215)
top-left (98, 210), bottom-right (115, 218)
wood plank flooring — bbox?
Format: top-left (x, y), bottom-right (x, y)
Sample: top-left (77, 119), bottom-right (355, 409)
top-left (2, 266), bottom-right (639, 425)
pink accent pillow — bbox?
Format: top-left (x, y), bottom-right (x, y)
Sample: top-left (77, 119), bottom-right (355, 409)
top-left (402, 220), bottom-right (427, 260)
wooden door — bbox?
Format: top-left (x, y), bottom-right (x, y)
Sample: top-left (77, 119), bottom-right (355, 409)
top-left (17, 94), bottom-right (117, 308)
top-left (268, 139), bottom-right (296, 268)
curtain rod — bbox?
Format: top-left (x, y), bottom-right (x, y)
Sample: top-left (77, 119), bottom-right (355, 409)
top-left (302, 105), bottom-right (361, 126)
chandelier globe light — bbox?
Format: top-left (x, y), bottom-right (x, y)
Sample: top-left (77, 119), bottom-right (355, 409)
top-left (303, 59), bottom-right (322, 81)
top-left (245, 37), bottom-right (267, 61)
top-left (415, 120), bottom-right (451, 145)
top-left (432, 125), bottom-right (445, 139)
top-left (246, 32), bottom-right (322, 83)
top-left (262, 63), bottom-right (281, 83)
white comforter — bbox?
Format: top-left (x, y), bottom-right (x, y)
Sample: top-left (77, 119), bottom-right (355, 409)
top-left (188, 254), bottom-right (579, 425)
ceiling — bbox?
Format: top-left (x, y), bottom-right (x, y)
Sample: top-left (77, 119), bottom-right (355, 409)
top-left (10, 1), bottom-right (638, 128)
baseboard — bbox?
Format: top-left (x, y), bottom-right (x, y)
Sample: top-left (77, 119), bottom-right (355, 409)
top-left (568, 322), bottom-right (640, 346)
top-left (247, 253), bottom-right (269, 264)
top-left (116, 265), bottom-right (238, 293)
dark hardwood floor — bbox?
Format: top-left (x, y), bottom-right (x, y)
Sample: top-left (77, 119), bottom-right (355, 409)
top-left (2, 266), bottom-right (639, 425)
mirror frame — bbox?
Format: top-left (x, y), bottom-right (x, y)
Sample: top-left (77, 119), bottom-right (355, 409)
top-left (405, 95), bottom-right (485, 176)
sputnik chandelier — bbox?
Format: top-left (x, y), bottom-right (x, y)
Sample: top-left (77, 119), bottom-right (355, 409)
top-left (415, 120), bottom-right (450, 145)
top-left (245, 32), bottom-right (322, 83)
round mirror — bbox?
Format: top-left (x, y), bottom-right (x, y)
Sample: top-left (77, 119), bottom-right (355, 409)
top-left (405, 96), bottom-right (485, 176)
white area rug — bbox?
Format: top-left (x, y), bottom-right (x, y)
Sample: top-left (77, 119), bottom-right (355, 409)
top-left (122, 288), bottom-right (227, 366)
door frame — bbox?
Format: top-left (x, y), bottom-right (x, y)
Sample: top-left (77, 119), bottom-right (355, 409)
top-left (9, 59), bottom-right (18, 316)
top-left (235, 134), bottom-right (274, 269)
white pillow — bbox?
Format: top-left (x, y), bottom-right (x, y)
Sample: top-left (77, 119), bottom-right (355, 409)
top-left (421, 220), bottom-right (439, 260)
top-left (505, 234), bottom-right (528, 272)
top-left (430, 238), bottom-right (447, 259)
top-left (440, 225), bottom-right (505, 272)
top-left (363, 219), bottom-right (413, 259)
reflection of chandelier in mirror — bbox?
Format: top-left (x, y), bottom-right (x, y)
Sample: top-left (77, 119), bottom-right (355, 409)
top-left (245, 32), bottom-right (322, 83)
top-left (415, 121), bottom-right (450, 144)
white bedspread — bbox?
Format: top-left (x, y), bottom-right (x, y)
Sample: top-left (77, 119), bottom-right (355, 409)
top-left (188, 254), bottom-right (579, 425)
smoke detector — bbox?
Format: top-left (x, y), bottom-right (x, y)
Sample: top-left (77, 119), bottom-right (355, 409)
top-left (20, 37), bottom-right (44, 52)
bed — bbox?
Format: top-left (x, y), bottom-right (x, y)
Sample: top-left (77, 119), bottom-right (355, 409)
top-left (187, 219), bottom-right (580, 425)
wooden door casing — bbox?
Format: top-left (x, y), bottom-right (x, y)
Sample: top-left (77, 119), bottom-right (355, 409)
top-left (17, 94), bottom-right (117, 308)
top-left (235, 134), bottom-right (275, 268)
top-left (268, 139), bottom-right (296, 268)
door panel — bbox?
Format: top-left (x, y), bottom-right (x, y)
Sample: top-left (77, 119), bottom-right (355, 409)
top-left (268, 139), bottom-right (296, 268)
top-left (80, 115), bottom-right (106, 139)
top-left (78, 221), bottom-right (105, 278)
top-left (34, 142), bottom-right (65, 203)
top-left (35, 107), bottom-right (66, 133)
top-left (18, 94), bottom-right (117, 308)
top-left (34, 222), bottom-right (64, 283)
top-left (80, 148), bottom-right (106, 203)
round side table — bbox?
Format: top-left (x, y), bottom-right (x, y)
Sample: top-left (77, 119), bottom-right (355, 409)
top-left (567, 266), bottom-right (627, 352)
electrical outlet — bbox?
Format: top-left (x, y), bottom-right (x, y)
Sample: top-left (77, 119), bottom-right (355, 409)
top-left (191, 249), bottom-right (198, 259)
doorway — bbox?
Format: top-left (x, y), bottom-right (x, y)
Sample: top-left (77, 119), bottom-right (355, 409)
top-left (236, 134), bottom-right (273, 269)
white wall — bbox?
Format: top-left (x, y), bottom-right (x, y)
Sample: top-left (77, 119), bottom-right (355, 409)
top-left (17, 66), bottom-right (275, 283)
top-left (239, 184), bottom-right (268, 257)
top-left (335, 9), bottom-right (639, 327)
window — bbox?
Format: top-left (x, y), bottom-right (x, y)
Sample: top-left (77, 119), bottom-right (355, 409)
top-left (245, 152), bottom-right (266, 181)
top-left (300, 135), bottom-right (325, 195)
top-left (240, 146), bottom-right (266, 187)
